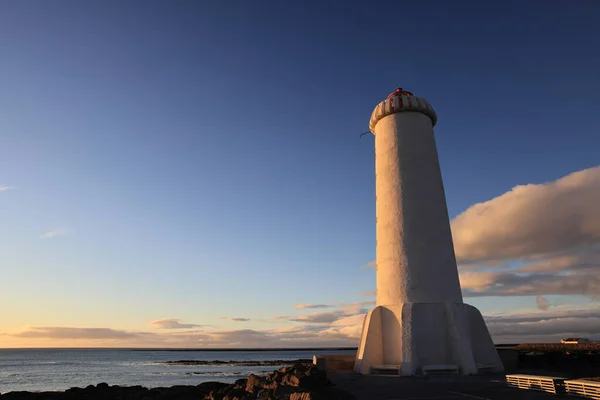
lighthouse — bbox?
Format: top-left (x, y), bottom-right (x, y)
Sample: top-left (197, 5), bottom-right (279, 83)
top-left (355, 88), bottom-right (503, 376)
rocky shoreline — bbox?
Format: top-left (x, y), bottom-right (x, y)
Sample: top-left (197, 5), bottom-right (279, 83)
top-left (159, 359), bottom-right (312, 366)
top-left (0, 362), bottom-right (356, 400)
top-left (515, 343), bottom-right (600, 352)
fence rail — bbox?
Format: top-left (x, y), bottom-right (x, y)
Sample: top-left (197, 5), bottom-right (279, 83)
top-left (565, 379), bottom-right (600, 399)
top-left (505, 374), bottom-right (565, 394)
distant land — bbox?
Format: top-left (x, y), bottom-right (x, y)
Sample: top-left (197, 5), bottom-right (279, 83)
top-left (0, 344), bottom-right (556, 351)
top-left (130, 347), bottom-right (359, 352)
top-left (131, 344), bottom-right (525, 351)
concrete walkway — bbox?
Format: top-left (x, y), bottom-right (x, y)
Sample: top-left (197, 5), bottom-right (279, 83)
top-left (327, 371), bottom-right (572, 400)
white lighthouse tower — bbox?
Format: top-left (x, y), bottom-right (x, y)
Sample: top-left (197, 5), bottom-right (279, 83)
top-left (355, 88), bottom-right (503, 376)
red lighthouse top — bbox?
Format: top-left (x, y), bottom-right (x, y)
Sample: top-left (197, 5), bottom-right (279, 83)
top-left (387, 88), bottom-right (414, 99)
top-left (370, 87), bottom-right (437, 131)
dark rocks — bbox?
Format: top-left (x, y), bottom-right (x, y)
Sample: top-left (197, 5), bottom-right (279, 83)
top-left (0, 363), bottom-right (356, 400)
top-left (289, 394), bottom-right (312, 400)
top-left (160, 359), bottom-right (312, 366)
top-left (222, 387), bottom-right (248, 400)
top-left (272, 385), bottom-right (296, 398)
top-left (199, 382), bottom-right (231, 392)
top-left (233, 379), bottom-right (247, 388)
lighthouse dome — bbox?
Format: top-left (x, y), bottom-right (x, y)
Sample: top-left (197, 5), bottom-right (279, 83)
top-left (369, 89), bottom-right (437, 132)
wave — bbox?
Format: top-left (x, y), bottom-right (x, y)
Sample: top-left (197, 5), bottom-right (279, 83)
top-left (0, 361), bottom-right (77, 367)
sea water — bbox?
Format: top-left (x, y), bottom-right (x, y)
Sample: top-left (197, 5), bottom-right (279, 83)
top-left (0, 348), bottom-right (355, 393)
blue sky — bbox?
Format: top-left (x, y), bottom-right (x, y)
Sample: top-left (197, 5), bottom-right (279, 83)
top-left (1, 0), bottom-right (599, 347)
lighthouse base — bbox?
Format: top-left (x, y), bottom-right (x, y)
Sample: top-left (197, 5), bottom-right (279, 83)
top-left (354, 302), bottom-right (503, 376)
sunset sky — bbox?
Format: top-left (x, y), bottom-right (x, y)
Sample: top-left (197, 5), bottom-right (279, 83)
top-left (1, 0), bottom-right (599, 348)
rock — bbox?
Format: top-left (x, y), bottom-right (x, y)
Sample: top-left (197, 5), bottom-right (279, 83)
top-left (160, 359), bottom-right (312, 366)
top-left (64, 387), bottom-right (84, 395)
top-left (0, 361), bottom-right (356, 400)
top-left (198, 382), bottom-right (231, 392)
top-left (288, 363), bottom-right (309, 376)
top-left (245, 374), bottom-right (277, 393)
top-left (204, 391), bottom-right (223, 400)
top-left (273, 385), bottom-right (297, 398)
top-left (233, 379), bottom-right (247, 388)
top-left (281, 374), bottom-right (300, 386)
top-left (245, 374), bottom-right (264, 393)
top-left (222, 387), bottom-right (248, 400)
top-left (290, 393), bottom-right (314, 400)
top-left (296, 369), bottom-right (329, 390)
top-left (265, 371), bottom-right (285, 383)
top-left (256, 388), bottom-right (276, 400)
top-left (205, 385), bottom-right (245, 400)
top-left (0, 392), bottom-right (36, 399)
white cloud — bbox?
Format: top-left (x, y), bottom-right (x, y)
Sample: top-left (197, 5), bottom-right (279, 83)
top-left (361, 167), bottom-right (600, 299)
top-left (290, 301), bottom-right (372, 325)
top-left (8, 167), bottom-right (600, 348)
top-left (40, 229), bottom-right (69, 239)
top-left (536, 296), bottom-right (550, 310)
top-left (220, 317), bottom-right (251, 322)
top-left (337, 301), bottom-right (374, 314)
top-left (295, 303), bottom-right (334, 310)
top-left (6, 302), bottom-right (600, 347)
top-left (266, 316), bottom-right (290, 321)
top-left (451, 166), bottom-right (600, 263)
top-left (360, 261), bottom-right (376, 270)
top-left (149, 319), bottom-right (204, 329)
top-left (458, 264), bottom-right (600, 297)
top-left (0, 185), bottom-right (14, 192)
top-left (319, 313), bottom-right (366, 341)
top-left (289, 310), bottom-right (347, 324)
top-left (12, 326), bottom-right (146, 340)
top-left (484, 305), bottom-right (600, 342)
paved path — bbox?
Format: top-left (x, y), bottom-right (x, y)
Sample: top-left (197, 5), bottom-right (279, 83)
top-left (327, 371), bottom-right (572, 400)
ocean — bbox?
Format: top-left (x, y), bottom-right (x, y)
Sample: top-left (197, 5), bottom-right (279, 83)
top-left (0, 348), bottom-right (356, 394)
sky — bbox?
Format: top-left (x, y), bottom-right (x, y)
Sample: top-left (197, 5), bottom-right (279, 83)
top-left (1, 0), bottom-right (599, 348)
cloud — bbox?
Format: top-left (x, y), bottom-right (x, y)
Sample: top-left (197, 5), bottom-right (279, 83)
top-left (12, 326), bottom-right (144, 340)
top-left (484, 305), bottom-right (600, 342)
top-left (266, 316), bottom-right (290, 321)
top-left (536, 296), bottom-right (550, 310)
top-left (360, 261), bottom-right (377, 270)
top-left (40, 229), bottom-right (69, 239)
top-left (319, 313), bottom-right (366, 340)
top-left (361, 167), bottom-right (600, 299)
top-left (6, 302), bottom-right (600, 347)
top-left (149, 319), bottom-right (204, 329)
top-left (366, 259), bottom-right (600, 299)
top-left (0, 185), bottom-right (14, 191)
top-left (337, 301), bottom-right (374, 315)
top-left (220, 317), bottom-right (251, 322)
top-left (283, 303), bottom-right (600, 344)
top-left (204, 329), bottom-right (270, 346)
top-left (289, 310), bottom-right (347, 324)
top-left (4, 324), bottom-right (355, 348)
top-left (458, 262), bottom-right (600, 297)
top-left (451, 166), bottom-right (600, 263)
top-left (295, 303), bottom-right (334, 310)
top-left (6, 168), bottom-right (599, 348)
top-left (271, 325), bottom-right (307, 334)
